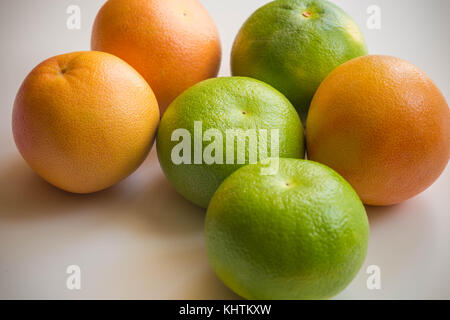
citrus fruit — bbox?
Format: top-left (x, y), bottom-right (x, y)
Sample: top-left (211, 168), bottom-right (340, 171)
top-left (231, 0), bottom-right (367, 123)
top-left (12, 51), bottom-right (160, 193)
top-left (205, 158), bottom-right (369, 300)
top-left (306, 55), bottom-right (450, 206)
top-left (157, 77), bottom-right (304, 208)
top-left (91, 0), bottom-right (221, 114)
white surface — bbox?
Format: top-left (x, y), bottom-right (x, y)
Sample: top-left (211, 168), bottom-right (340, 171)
top-left (0, 0), bottom-right (449, 299)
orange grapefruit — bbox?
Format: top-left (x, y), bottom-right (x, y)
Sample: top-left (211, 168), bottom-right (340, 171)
top-left (91, 0), bottom-right (222, 114)
top-left (13, 51), bottom-right (160, 193)
top-left (306, 55), bottom-right (450, 206)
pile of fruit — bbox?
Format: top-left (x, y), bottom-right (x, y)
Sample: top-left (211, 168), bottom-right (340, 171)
top-left (12, 0), bottom-right (449, 299)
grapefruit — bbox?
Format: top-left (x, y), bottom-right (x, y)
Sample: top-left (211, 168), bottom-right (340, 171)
top-left (91, 0), bottom-right (222, 114)
top-left (157, 77), bottom-right (304, 208)
top-left (205, 158), bottom-right (369, 300)
top-left (12, 51), bottom-right (160, 193)
top-left (306, 55), bottom-right (450, 206)
top-left (231, 0), bottom-right (368, 123)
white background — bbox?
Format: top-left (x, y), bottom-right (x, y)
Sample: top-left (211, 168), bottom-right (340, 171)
top-left (0, 0), bottom-right (449, 299)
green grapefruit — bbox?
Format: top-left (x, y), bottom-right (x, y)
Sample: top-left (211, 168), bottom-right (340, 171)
top-left (231, 0), bottom-right (368, 123)
top-left (205, 158), bottom-right (369, 300)
top-left (157, 77), bottom-right (304, 208)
